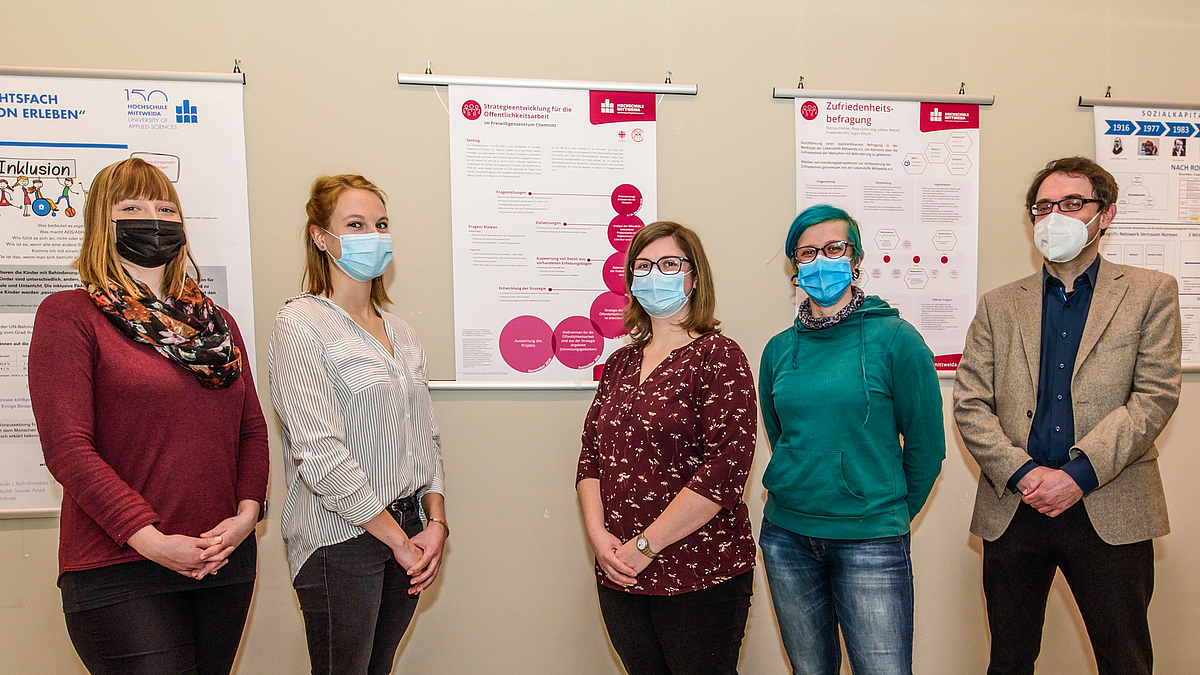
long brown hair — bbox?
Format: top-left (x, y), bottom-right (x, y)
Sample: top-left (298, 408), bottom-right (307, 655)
top-left (75, 158), bottom-right (197, 297)
top-left (302, 174), bottom-right (391, 306)
top-left (623, 221), bottom-right (721, 344)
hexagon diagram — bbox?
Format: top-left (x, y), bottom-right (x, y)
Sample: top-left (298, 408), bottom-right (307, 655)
top-left (932, 230), bottom-right (957, 251)
top-left (902, 153), bottom-right (927, 175)
top-left (904, 267), bottom-right (929, 289)
top-left (875, 228), bottom-right (900, 250)
top-left (948, 154), bottom-right (972, 176)
top-left (924, 142), bottom-right (949, 164)
top-left (948, 132), bottom-right (972, 153)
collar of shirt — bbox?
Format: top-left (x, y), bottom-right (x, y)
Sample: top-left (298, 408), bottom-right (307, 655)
top-left (1042, 254), bottom-right (1101, 300)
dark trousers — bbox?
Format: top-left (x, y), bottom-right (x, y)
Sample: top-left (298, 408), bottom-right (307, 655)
top-left (293, 506), bottom-right (423, 675)
top-left (597, 571), bottom-right (753, 675)
top-left (983, 502), bottom-right (1154, 675)
top-left (64, 581), bottom-right (254, 675)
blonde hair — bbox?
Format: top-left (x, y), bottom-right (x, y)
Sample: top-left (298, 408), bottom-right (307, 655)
top-left (302, 174), bottom-right (391, 307)
top-left (75, 158), bottom-right (196, 297)
top-left (623, 221), bottom-right (721, 344)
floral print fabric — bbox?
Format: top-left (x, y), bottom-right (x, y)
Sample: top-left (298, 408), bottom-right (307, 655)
top-left (88, 276), bottom-right (242, 389)
top-left (577, 333), bottom-right (758, 595)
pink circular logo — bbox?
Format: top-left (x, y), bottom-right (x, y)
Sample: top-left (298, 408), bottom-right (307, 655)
top-left (607, 214), bottom-right (644, 252)
top-left (553, 316), bottom-right (604, 369)
top-left (602, 251), bottom-right (628, 294)
top-left (590, 292), bottom-right (629, 339)
top-left (800, 100), bottom-right (819, 121)
top-left (462, 100), bottom-right (482, 120)
top-left (498, 315), bottom-right (554, 373)
top-left (610, 184), bottom-right (643, 215)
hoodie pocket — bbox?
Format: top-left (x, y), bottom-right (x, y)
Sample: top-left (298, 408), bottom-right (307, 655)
top-left (763, 448), bottom-right (866, 519)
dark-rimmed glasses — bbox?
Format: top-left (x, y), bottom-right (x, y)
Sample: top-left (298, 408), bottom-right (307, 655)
top-left (1030, 198), bottom-right (1104, 217)
top-left (630, 256), bottom-right (693, 277)
top-left (793, 241), bottom-right (852, 264)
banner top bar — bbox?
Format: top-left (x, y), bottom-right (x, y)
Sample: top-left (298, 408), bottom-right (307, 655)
top-left (398, 73), bottom-right (697, 96)
top-left (1079, 96), bottom-right (1200, 111)
top-left (0, 66), bottom-right (245, 84)
top-left (773, 88), bottom-right (994, 106)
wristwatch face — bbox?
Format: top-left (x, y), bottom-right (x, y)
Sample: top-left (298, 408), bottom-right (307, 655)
top-left (636, 536), bottom-right (648, 551)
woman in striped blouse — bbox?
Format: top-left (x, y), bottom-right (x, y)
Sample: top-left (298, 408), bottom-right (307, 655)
top-left (269, 174), bottom-right (447, 675)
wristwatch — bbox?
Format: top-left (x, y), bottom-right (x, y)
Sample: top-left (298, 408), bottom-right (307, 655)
top-left (635, 532), bottom-right (659, 559)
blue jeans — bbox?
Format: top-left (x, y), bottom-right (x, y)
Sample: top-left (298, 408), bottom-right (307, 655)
top-left (759, 519), bottom-right (913, 675)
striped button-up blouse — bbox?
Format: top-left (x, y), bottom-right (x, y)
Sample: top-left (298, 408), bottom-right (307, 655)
top-left (269, 294), bottom-right (444, 579)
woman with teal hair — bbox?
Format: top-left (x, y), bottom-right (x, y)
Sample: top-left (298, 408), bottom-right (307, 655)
top-left (758, 204), bottom-right (945, 675)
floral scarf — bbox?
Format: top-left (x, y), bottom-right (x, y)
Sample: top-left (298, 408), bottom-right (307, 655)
top-left (88, 276), bottom-right (242, 389)
top-left (797, 285), bottom-right (866, 330)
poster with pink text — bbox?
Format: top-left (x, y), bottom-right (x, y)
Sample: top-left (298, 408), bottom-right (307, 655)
top-left (449, 85), bottom-right (656, 381)
top-left (794, 97), bottom-right (980, 371)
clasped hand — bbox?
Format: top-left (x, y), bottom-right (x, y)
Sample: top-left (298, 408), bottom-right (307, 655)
top-left (127, 501), bottom-right (260, 580)
top-left (395, 524), bottom-right (447, 595)
top-left (1017, 466), bottom-right (1083, 518)
top-left (586, 528), bottom-right (653, 588)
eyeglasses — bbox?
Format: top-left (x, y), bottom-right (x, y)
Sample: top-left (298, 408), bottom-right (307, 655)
top-left (630, 256), bottom-right (693, 277)
top-left (1030, 198), bottom-right (1104, 217)
top-left (793, 241), bottom-right (852, 264)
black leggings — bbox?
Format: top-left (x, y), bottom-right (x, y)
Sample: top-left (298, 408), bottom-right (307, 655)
top-left (64, 582), bottom-right (255, 675)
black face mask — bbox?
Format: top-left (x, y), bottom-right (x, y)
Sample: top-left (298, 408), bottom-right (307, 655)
top-left (113, 219), bottom-right (186, 268)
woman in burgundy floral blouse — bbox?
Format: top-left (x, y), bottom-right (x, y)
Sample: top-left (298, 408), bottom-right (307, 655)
top-left (576, 221), bottom-right (758, 675)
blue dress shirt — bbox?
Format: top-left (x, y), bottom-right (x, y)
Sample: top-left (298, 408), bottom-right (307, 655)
top-left (1007, 255), bottom-right (1101, 495)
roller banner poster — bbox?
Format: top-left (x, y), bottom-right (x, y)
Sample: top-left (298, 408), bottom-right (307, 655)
top-left (0, 73), bottom-right (254, 514)
top-left (449, 84), bottom-right (656, 381)
top-left (794, 97), bottom-right (980, 370)
top-left (1093, 105), bottom-right (1200, 367)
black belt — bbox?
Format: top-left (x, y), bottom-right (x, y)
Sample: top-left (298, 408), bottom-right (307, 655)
top-left (386, 495), bottom-right (420, 515)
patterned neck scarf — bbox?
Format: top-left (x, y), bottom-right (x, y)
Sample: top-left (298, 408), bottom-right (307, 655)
top-left (797, 285), bottom-right (866, 330)
top-left (88, 276), bottom-right (242, 389)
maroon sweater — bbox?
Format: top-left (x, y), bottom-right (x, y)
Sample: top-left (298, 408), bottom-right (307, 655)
top-left (28, 289), bottom-right (270, 578)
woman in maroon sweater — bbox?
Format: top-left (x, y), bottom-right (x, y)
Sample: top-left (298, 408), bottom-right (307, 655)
top-left (27, 158), bottom-right (269, 675)
top-left (576, 221), bottom-right (758, 675)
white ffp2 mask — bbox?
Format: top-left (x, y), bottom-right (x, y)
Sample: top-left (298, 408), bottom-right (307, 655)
top-left (1034, 211), bottom-right (1102, 263)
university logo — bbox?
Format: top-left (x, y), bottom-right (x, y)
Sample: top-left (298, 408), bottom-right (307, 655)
top-left (175, 99), bottom-right (198, 124)
top-left (600, 99), bottom-right (615, 114)
top-left (929, 107), bottom-right (943, 122)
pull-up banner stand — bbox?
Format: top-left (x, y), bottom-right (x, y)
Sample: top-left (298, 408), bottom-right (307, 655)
top-left (399, 74), bottom-right (695, 389)
top-left (775, 88), bottom-right (992, 374)
top-left (1084, 96), bottom-right (1200, 371)
top-left (0, 66), bottom-right (254, 518)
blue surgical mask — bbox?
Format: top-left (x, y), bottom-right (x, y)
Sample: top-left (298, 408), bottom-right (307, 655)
top-left (631, 269), bottom-right (692, 319)
top-left (324, 229), bottom-right (393, 282)
top-left (795, 256), bottom-right (853, 307)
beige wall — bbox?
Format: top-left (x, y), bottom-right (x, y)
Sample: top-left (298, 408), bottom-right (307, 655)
top-left (2, 1), bottom-right (1200, 673)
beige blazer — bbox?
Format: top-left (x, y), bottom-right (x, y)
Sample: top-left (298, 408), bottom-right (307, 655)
top-left (953, 257), bottom-right (1181, 545)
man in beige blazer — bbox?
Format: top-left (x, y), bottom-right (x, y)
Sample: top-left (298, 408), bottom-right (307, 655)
top-left (954, 156), bottom-right (1181, 675)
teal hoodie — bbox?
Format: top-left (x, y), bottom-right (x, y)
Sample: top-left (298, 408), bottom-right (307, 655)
top-left (759, 295), bottom-right (945, 540)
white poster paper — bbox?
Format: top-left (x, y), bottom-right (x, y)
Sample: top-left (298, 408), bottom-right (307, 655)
top-left (1094, 105), bottom-right (1200, 367)
top-left (794, 97), bottom-right (980, 370)
top-left (0, 73), bottom-right (254, 514)
top-left (449, 85), bottom-right (656, 381)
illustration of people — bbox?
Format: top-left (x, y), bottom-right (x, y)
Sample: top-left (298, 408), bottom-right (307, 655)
top-left (1112, 138), bottom-right (1123, 155)
top-left (1173, 139), bottom-right (1186, 157)
top-left (0, 179), bottom-right (11, 208)
top-left (17, 176), bottom-right (32, 216)
top-left (54, 177), bottom-right (78, 215)
top-left (31, 179), bottom-right (54, 216)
